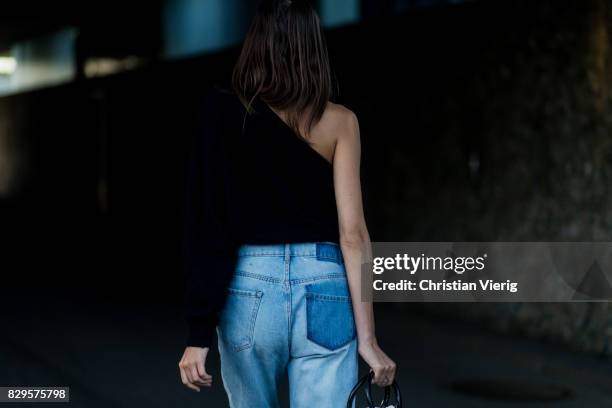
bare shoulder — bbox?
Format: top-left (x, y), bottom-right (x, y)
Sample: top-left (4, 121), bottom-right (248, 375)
top-left (320, 101), bottom-right (359, 141)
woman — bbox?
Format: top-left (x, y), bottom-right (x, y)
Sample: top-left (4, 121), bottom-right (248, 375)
top-left (178, 0), bottom-right (396, 406)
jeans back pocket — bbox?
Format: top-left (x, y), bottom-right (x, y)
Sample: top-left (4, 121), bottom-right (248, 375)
top-left (305, 283), bottom-right (356, 350)
top-left (218, 287), bottom-right (263, 352)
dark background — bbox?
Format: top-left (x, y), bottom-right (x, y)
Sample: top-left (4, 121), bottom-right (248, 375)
top-left (1, 0), bottom-right (612, 406)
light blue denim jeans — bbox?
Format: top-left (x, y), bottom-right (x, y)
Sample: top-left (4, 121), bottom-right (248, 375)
top-left (216, 242), bottom-right (358, 408)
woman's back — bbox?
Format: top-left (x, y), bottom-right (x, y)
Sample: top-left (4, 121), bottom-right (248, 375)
top-left (267, 98), bottom-right (352, 165)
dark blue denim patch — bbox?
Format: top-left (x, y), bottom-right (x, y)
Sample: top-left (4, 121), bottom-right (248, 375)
top-left (305, 282), bottom-right (356, 350)
top-left (316, 242), bottom-right (344, 265)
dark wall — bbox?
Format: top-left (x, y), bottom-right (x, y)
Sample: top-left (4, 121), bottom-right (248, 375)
top-left (0, 49), bottom-right (238, 291)
top-left (344, 0), bottom-right (612, 243)
top-left (0, 85), bottom-right (100, 287)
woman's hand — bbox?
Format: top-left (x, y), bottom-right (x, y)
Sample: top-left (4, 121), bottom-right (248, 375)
top-left (358, 339), bottom-right (397, 387)
top-left (178, 346), bottom-right (212, 391)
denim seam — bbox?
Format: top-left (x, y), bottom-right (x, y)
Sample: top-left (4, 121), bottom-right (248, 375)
top-left (306, 293), bottom-right (351, 302)
top-left (284, 244), bottom-right (292, 353)
top-left (228, 287), bottom-right (264, 298)
top-left (238, 253), bottom-right (285, 257)
top-left (291, 273), bottom-right (346, 284)
top-left (232, 291), bottom-right (263, 352)
top-left (238, 253), bottom-right (323, 258)
top-left (235, 271), bottom-right (282, 283)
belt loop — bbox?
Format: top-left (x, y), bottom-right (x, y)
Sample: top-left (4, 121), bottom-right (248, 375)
top-left (283, 243), bottom-right (291, 288)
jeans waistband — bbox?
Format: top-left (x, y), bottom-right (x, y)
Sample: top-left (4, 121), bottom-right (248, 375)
top-left (237, 242), bottom-right (343, 265)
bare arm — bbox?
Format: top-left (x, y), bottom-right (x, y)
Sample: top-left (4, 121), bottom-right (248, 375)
top-left (333, 110), bottom-right (396, 387)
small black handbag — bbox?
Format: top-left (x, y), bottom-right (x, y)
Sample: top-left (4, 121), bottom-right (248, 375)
top-left (346, 371), bottom-right (402, 408)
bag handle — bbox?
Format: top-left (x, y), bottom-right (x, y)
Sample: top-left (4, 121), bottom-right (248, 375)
top-left (347, 371), bottom-right (402, 408)
top-left (346, 372), bottom-right (374, 408)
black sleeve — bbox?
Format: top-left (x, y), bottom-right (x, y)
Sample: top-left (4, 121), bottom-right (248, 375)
top-left (182, 89), bottom-right (239, 348)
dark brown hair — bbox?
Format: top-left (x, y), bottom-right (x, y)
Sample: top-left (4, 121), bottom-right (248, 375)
top-left (232, 0), bottom-right (335, 139)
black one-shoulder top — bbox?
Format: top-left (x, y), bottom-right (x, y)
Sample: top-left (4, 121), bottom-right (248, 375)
top-left (182, 85), bottom-right (340, 347)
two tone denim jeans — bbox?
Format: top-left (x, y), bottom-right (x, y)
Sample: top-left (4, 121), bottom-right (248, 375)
top-left (216, 242), bottom-right (358, 407)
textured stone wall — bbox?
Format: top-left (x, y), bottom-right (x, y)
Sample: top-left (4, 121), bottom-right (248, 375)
top-left (335, 0), bottom-right (612, 355)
